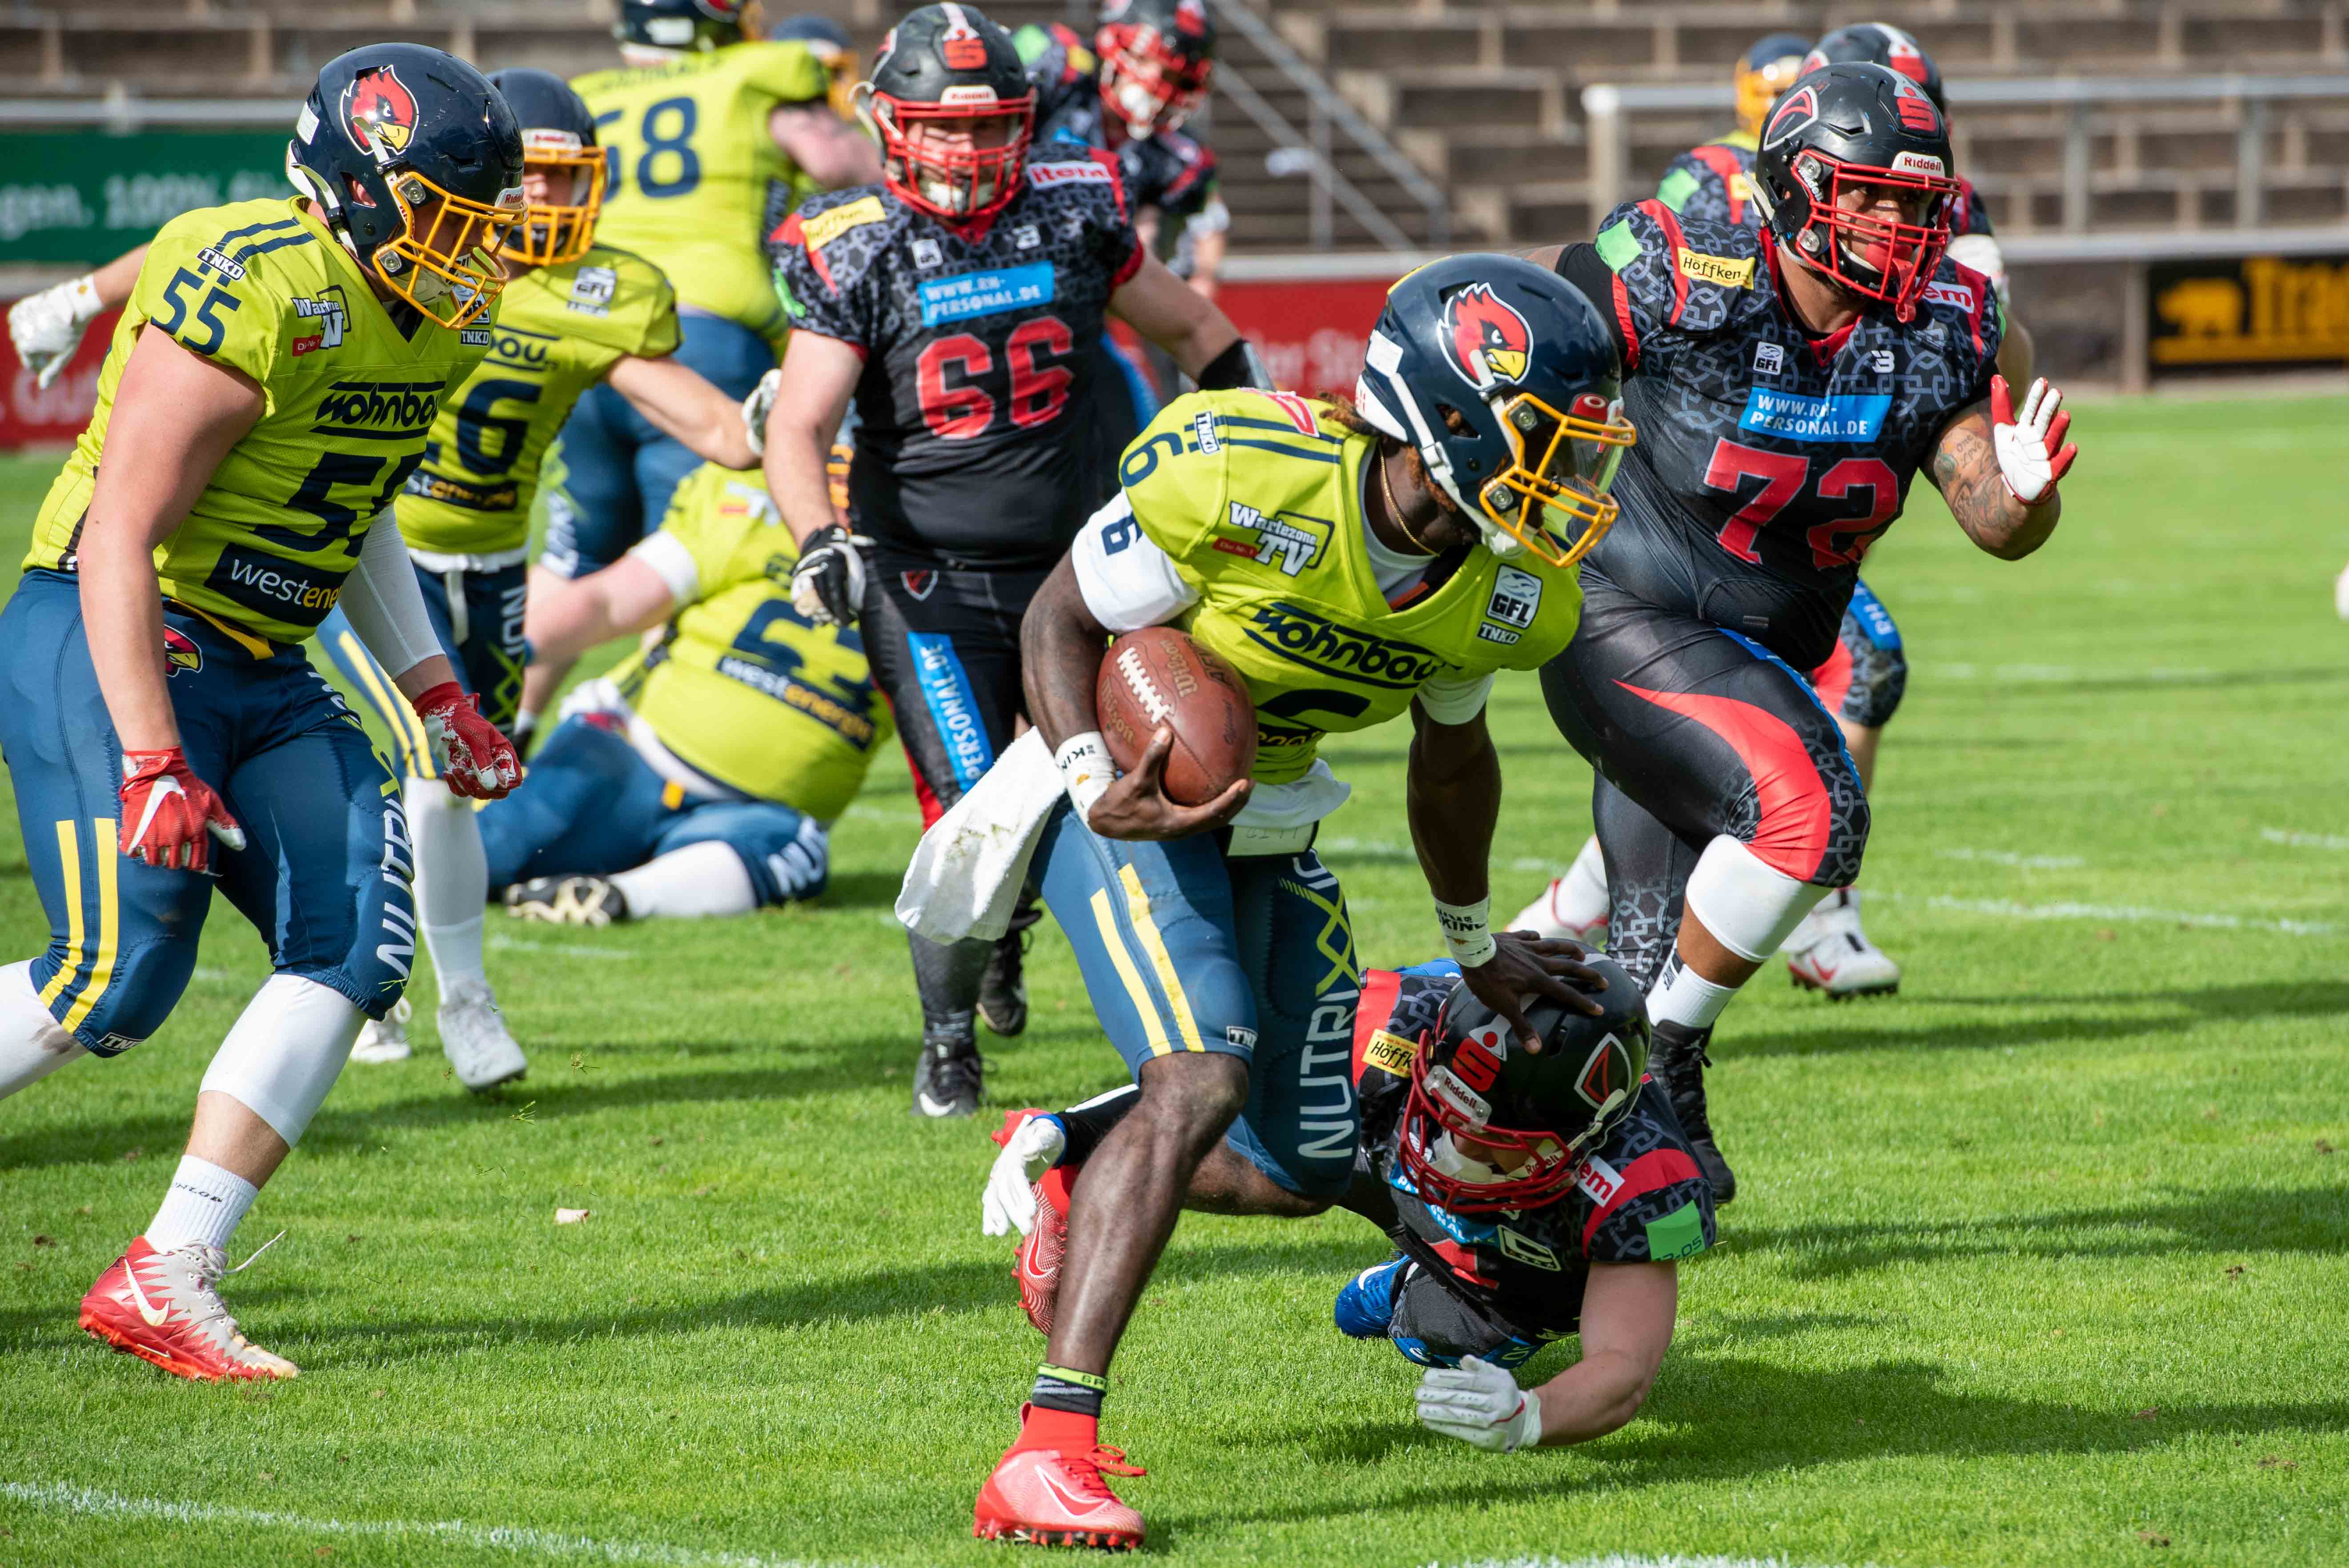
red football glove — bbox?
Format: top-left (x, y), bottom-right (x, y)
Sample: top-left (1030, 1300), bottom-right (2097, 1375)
top-left (1989, 373), bottom-right (2076, 506)
top-left (414, 682), bottom-right (521, 801)
top-left (118, 747), bottom-right (245, 874)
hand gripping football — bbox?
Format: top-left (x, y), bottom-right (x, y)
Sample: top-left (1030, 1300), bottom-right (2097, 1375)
top-left (1095, 626), bottom-right (1257, 806)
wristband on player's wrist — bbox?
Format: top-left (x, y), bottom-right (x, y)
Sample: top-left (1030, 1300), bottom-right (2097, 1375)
top-left (1434, 895), bottom-right (1498, 968)
top-left (1055, 731), bottom-right (1114, 825)
top-left (1195, 337), bottom-right (1273, 391)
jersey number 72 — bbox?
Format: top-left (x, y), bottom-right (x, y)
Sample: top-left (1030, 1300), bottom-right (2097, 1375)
top-left (1702, 437), bottom-right (1899, 571)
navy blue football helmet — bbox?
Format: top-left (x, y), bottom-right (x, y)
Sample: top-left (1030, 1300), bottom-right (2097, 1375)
top-left (487, 68), bottom-right (606, 267)
top-left (1353, 253), bottom-right (1634, 569)
top-left (287, 43), bottom-right (525, 326)
top-left (770, 14), bottom-right (859, 117)
top-left (616, 0), bottom-right (759, 54)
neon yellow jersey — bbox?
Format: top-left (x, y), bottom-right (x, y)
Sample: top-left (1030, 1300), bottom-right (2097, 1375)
top-left (1119, 389), bottom-right (1584, 785)
top-left (395, 245), bottom-right (680, 556)
top-left (574, 41), bottom-right (832, 349)
top-left (613, 461), bottom-right (890, 818)
top-left (28, 197), bottom-right (488, 646)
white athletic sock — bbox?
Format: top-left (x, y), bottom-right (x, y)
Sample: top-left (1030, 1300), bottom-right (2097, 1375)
top-left (1647, 953), bottom-right (1739, 1034)
top-left (1558, 834), bottom-right (1610, 923)
top-left (197, 975), bottom-right (366, 1147)
top-left (609, 841), bottom-right (758, 920)
top-left (0, 959), bottom-right (84, 1099)
top-left (145, 1154), bottom-right (259, 1254)
top-left (406, 775), bottom-right (491, 992)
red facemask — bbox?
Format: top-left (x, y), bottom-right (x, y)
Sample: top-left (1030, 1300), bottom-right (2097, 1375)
top-left (1785, 152), bottom-right (1958, 320)
top-left (867, 89), bottom-right (1035, 221)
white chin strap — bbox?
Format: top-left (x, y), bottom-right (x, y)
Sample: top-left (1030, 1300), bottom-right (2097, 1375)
top-left (1427, 1132), bottom-right (1514, 1187)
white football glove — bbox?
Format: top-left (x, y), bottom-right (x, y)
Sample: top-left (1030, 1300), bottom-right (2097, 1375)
top-left (1989, 373), bottom-right (2076, 506)
top-left (10, 273), bottom-right (104, 390)
top-left (1415, 1355), bottom-right (1544, 1453)
top-left (980, 1112), bottom-right (1066, 1237)
top-left (741, 368), bottom-right (780, 458)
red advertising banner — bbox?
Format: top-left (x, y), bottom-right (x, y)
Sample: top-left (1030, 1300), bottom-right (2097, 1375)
top-left (2, 304), bottom-right (118, 449)
top-left (1211, 275), bottom-right (1398, 398)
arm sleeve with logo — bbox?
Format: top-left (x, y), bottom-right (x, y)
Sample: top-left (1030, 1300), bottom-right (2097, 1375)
top-left (135, 211), bottom-right (282, 386)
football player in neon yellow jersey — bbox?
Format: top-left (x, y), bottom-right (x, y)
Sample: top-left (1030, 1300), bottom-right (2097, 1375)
top-left (484, 458), bottom-right (889, 925)
top-left (962, 255), bottom-right (1633, 1547)
top-left (0, 44), bottom-right (526, 1384)
top-left (556, 0), bottom-right (880, 575)
top-left (314, 68), bottom-right (763, 1088)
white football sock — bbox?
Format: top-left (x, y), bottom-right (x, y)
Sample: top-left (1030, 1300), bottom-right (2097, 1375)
top-left (609, 841), bottom-right (758, 919)
top-left (197, 975), bottom-right (365, 1147)
top-left (0, 958), bottom-right (84, 1099)
top-left (406, 775), bottom-right (491, 992)
top-left (1647, 953), bottom-right (1739, 1034)
top-left (145, 1154), bottom-right (259, 1253)
top-left (1558, 834), bottom-right (1610, 922)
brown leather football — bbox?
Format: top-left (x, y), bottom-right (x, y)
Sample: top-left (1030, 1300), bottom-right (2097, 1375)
top-left (1095, 626), bottom-right (1257, 806)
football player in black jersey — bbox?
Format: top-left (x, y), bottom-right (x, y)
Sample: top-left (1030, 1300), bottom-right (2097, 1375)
top-left (1523, 25), bottom-right (2041, 998)
top-left (1530, 63), bottom-right (2079, 1203)
top-left (761, 3), bottom-right (1266, 1119)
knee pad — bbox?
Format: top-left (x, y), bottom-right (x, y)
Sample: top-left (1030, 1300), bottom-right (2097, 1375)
top-left (1334, 1258), bottom-right (1405, 1340)
top-left (1683, 836), bottom-right (1835, 962)
top-left (198, 975), bottom-right (364, 1146)
top-left (67, 934), bottom-right (200, 1057)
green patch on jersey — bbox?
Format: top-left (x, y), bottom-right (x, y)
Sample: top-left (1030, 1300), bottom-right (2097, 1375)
top-left (1595, 218), bottom-right (1642, 273)
top-left (1646, 1201), bottom-right (1706, 1261)
top-left (1656, 167), bottom-right (1699, 213)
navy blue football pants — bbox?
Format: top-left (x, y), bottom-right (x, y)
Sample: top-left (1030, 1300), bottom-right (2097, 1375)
top-left (0, 570), bottom-right (413, 1053)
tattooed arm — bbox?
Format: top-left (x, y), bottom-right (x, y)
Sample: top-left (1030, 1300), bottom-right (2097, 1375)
top-left (1928, 398), bottom-right (2062, 560)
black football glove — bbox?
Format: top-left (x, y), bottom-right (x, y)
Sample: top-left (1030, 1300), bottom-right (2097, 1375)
top-left (791, 524), bottom-right (867, 627)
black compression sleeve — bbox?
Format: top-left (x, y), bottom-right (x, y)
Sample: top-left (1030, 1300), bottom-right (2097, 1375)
top-left (1195, 337), bottom-right (1272, 391)
top-left (1556, 242), bottom-right (1630, 367)
top-left (1057, 1082), bottom-right (1141, 1163)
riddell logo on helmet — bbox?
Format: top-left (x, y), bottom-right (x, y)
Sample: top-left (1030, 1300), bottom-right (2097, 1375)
top-left (1442, 283), bottom-right (1531, 392)
top-left (341, 65), bottom-right (418, 160)
top-left (1762, 84), bottom-right (1820, 149)
top-left (1891, 150), bottom-right (1947, 176)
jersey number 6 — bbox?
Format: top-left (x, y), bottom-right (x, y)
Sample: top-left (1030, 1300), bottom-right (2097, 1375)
top-left (915, 318), bottom-right (1076, 440)
top-left (1703, 437), bottom-right (1900, 571)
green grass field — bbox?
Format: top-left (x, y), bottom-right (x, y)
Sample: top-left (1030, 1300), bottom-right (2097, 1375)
top-left (1, 395), bottom-right (2345, 1568)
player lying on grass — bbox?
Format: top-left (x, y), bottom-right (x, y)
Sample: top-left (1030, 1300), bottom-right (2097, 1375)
top-left (480, 457), bottom-right (888, 925)
top-left (898, 253), bottom-right (1634, 1548)
top-left (989, 952), bottom-right (1709, 1456)
top-left (0, 44), bottom-right (524, 1380)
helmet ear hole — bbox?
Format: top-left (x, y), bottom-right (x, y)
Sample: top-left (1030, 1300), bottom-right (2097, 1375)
top-left (1434, 402), bottom-right (1473, 437)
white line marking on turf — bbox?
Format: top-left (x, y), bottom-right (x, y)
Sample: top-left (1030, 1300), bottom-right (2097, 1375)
top-left (1428, 1557), bottom-right (1905, 1568)
top-left (1899, 893), bottom-right (2337, 938)
top-left (0, 1482), bottom-right (857, 1568)
top-left (2262, 827), bottom-right (2349, 851)
top-left (489, 934), bottom-right (643, 961)
top-left (1939, 848), bottom-right (2085, 869)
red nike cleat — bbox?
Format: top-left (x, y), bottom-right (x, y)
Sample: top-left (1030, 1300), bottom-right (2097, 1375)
top-left (973, 1435), bottom-right (1147, 1549)
top-left (80, 1235), bottom-right (298, 1382)
top-left (1015, 1164), bottom-right (1073, 1337)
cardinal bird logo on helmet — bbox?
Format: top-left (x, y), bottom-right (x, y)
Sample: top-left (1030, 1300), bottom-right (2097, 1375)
top-left (342, 65), bottom-right (419, 160)
top-left (1442, 283), bottom-right (1531, 393)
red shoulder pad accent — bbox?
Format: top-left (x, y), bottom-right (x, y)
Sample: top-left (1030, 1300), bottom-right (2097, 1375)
top-left (772, 213), bottom-right (803, 249)
top-left (1582, 1146), bottom-right (1704, 1253)
top-left (1610, 273), bottom-right (1642, 372)
top-left (1087, 146), bottom-right (1130, 221)
top-left (1351, 968), bottom-right (1403, 1080)
top-left (1690, 143), bottom-right (1751, 226)
top-left (1635, 198), bottom-right (1692, 325)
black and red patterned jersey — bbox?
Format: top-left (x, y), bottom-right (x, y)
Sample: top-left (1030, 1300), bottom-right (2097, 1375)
top-left (768, 144), bottom-right (1145, 569)
top-left (1018, 22), bottom-right (1221, 260)
top-left (1349, 965), bottom-right (1715, 1342)
top-left (1658, 132), bottom-right (1995, 240)
top-left (1556, 198), bottom-right (2001, 669)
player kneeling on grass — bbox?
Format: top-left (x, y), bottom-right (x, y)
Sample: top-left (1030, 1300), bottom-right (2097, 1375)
top-left (909, 253), bottom-right (1635, 1548)
top-left (489, 458), bottom-right (890, 925)
top-left (0, 45), bottom-right (524, 1380)
top-left (990, 953), bottom-right (1707, 1456)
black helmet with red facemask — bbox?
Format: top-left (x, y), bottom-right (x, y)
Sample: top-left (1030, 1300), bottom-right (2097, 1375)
top-left (1096, 0), bottom-right (1216, 141)
top-left (1749, 61), bottom-right (1960, 322)
top-left (1394, 956), bottom-right (1651, 1215)
top-left (1803, 22), bottom-right (1946, 116)
top-left (856, 3), bottom-right (1035, 222)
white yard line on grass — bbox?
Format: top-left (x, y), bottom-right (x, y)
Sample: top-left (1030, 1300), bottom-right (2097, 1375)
top-left (0, 1481), bottom-right (855, 1568)
top-left (1938, 848), bottom-right (2086, 869)
top-left (489, 935), bottom-right (644, 961)
top-left (2262, 827), bottom-right (2349, 851)
top-left (1891, 892), bottom-right (2337, 938)
top-left (1431, 1557), bottom-right (1909, 1568)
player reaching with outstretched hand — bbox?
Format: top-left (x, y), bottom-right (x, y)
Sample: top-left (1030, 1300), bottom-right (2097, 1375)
top-left (763, 2), bottom-right (1272, 1119)
top-left (1526, 61), bottom-right (2077, 1203)
top-left (940, 253), bottom-right (1632, 1548)
top-left (0, 45), bottom-right (525, 1380)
